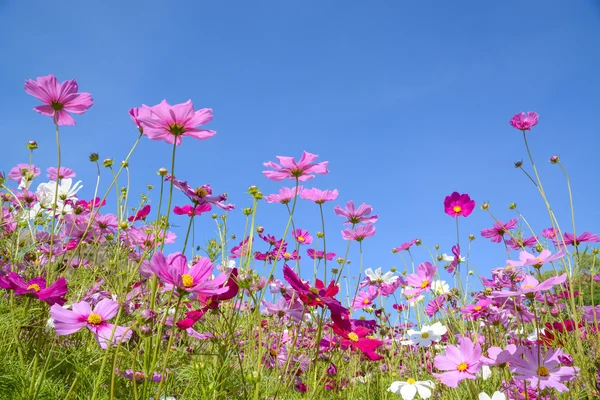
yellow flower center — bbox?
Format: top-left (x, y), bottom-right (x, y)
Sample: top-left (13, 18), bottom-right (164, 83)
top-left (421, 332), bottom-right (429, 339)
top-left (363, 298), bottom-right (371, 305)
top-left (406, 378), bottom-right (416, 385)
top-left (420, 280), bottom-right (429, 289)
top-left (474, 305), bottom-right (483, 311)
top-left (347, 332), bottom-right (359, 342)
top-left (297, 236), bottom-right (305, 243)
top-left (27, 284), bottom-right (41, 292)
top-left (453, 205), bottom-right (462, 213)
top-left (182, 273), bottom-right (194, 288)
top-left (537, 366), bottom-right (549, 377)
top-left (457, 362), bottom-right (468, 371)
top-left (309, 287), bottom-right (319, 295)
top-left (269, 349), bottom-right (278, 357)
top-left (522, 285), bottom-right (534, 289)
top-left (194, 187), bottom-right (208, 198)
top-left (87, 313), bottom-right (102, 325)
top-left (284, 252), bottom-right (291, 258)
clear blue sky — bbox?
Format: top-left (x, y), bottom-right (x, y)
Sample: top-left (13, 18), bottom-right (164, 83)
top-left (0, 1), bottom-right (599, 293)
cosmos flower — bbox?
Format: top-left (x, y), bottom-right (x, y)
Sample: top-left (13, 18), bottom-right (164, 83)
top-left (341, 224), bottom-right (376, 242)
top-left (49, 299), bottom-right (132, 349)
top-left (404, 322), bottom-right (447, 348)
top-left (388, 379), bottom-right (434, 400)
top-left (433, 336), bottom-right (482, 388)
top-left (264, 186), bottom-right (304, 204)
top-left (510, 346), bottom-right (577, 392)
top-left (173, 204), bottom-right (212, 217)
top-left (128, 205), bottom-right (151, 222)
top-left (263, 151), bottom-right (328, 181)
top-left (24, 75), bottom-right (93, 125)
top-left (293, 228), bottom-right (313, 245)
top-left (352, 286), bottom-right (379, 310)
top-left (0, 273), bottom-right (68, 306)
top-left (509, 111), bottom-right (539, 131)
top-left (138, 100), bottom-right (215, 145)
top-left (306, 249), bottom-right (336, 261)
top-left (47, 166), bottom-right (76, 180)
top-left (444, 192), bottom-right (475, 218)
top-left (329, 313), bottom-right (384, 361)
top-left (506, 249), bottom-right (566, 268)
top-left (334, 201), bottom-right (378, 225)
top-left (405, 262), bottom-right (437, 292)
top-left (480, 218), bottom-right (519, 243)
top-left (300, 188), bottom-right (339, 204)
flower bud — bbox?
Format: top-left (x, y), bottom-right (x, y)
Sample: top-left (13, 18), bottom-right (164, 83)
top-left (103, 158), bottom-right (114, 168)
top-left (256, 225), bottom-right (264, 234)
top-left (139, 324), bottom-right (152, 336)
top-left (316, 232), bottom-right (324, 238)
top-left (434, 244), bottom-right (440, 250)
top-left (415, 239), bottom-right (422, 246)
top-left (211, 214), bottom-right (218, 220)
top-left (509, 203), bottom-right (517, 210)
top-left (89, 153), bottom-right (99, 162)
top-left (242, 207), bottom-right (253, 216)
top-left (157, 168), bottom-right (168, 176)
top-left (468, 234), bottom-right (475, 241)
top-left (121, 160), bottom-right (129, 168)
top-left (119, 221), bottom-right (129, 230)
top-left (549, 155), bottom-right (560, 164)
top-left (26, 140), bottom-right (38, 150)
top-left (391, 266), bottom-right (397, 273)
top-left (247, 186), bottom-right (258, 195)
top-left (140, 309), bottom-right (156, 321)
top-left (514, 160), bottom-right (523, 168)
top-left (481, 202), bottom-right (489, 210)
top-left (336, 257), bottom-right (344, 264)
top-left (254, 192), bottom-right (263, 200)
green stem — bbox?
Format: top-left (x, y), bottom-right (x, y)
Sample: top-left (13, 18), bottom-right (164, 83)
top-left (160, 141), bottom-right (178, 251)
top-left (48, 121), bottom-right (61, 280)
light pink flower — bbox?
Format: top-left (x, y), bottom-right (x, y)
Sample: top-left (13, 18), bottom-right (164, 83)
top-left (264, 186), bottom-right (304, 204)
top-left (8, 164), bottom-right (41, 182)
top-left (511, 346), bottom-right (577, 392)
top-left (506, 249), bottom-right (566, 268)
top-left (47, 166), bottom-right (76, 180)
top-left (341, 224), bottom-right (376, 242)
top-left (306, 249), bottom-right (336, 260)
top-left (24, 75), bottom-right (93, 125)
top-left (393, 239), bottom-right (416, 252)
top-left (173, 204), bottom-right (212, 217)
top-left (506, 236), bottom-right (537, 250)
top-left (510, 112), bottom-right (539, 131)
top-left (334, 201), bottom-right (378, 225)
top-left (490, 274), bottom-right (567, 299)
top-left (352, 286), bottom-right (379, 310)
top-left (262, 151), bottom-right (328, 182)
top-left (138, 100), bottom-right (215, 145)
top-left (300, 188), bottom-right (339, 204)
top-left (49, 299), bottom-right (132, 349)
top-left (433, 337), bottom-right (482, 388)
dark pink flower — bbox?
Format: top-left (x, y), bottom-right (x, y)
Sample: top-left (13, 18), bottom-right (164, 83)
top-left (506, 236), bottom-right (537, 250)
top-left (480, 218), bottom-right (518, 243)
top-left (341, 224), bottom-right (376, 242)
top-left (425, 296), bottom-right (445, 317)
top-left (558, 232), bottom-right (600, 246)
top-left (444, 192), bottom-right (475, 218)
top-left (293, 228), bottom-right (313, 245)
top-left (393, 239), bottom-right (416, 252)
top-left (24, 75), bottom-right (93, 125)
top-left (47, 166), bottom-right (76, 180)
top-left (352, 286), bottom-right (379, 310)
top-left (446, 244), bottom-right (461, 274)
top-left (173, 204), bottom-right (212, 217)
top-left (166, 176), bottom-right (233, 211)
top-left (542, 227), bottom-right (558, 239)
top-left (433, 336), bottom-right (482, 388)
top-left (306, 249), bottom-right (336, 261)
top-left (138, 100), bottom-right (215, 145)
top-left (510, 111), bottom-right (539, 131)
top-left (128, 205), bottom-right (151, 222)
top-left (50, 299), bottom-right (132, 349)
top-left (263, 151), bottom-right (328, 182)
top-left (264, 186), bottom-right (303, 204)
top-left (300, 188), bottom-right (339, 204)
top-left (329, 313), bottom-right (384, 361)
top-left (334, 201), bottom-right (378, 225)
top-left (5, 273), bottom-right (68, 306)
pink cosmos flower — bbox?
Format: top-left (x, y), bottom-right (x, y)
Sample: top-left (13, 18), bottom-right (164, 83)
top-left (293, 228), bottom-right (313, 245)
top-left (433, 336), bottom-right (482, 388)
top-left (49, 299), bottom-right (132, 349)
top-left (334, 201), bottom-right (378, 225)
top-left (262, 151), bottom-right (328, 182)
top-left (510, 112), bottom-right (539, 131)
top-left (405, 262), bottom-right (437, 292)
top-left (148, 252), bottom-right (228, 296)
top-left (393, 239), bottom-right (416, 252)
top-left (128, 205), bottom-right (151, 222)
top-left (47, 166), bottom-right (76, 180)
top-left (444, 192), bottom-right (475, 218)
top-left (1, 273), bottom-right (68, 306)
top-left (511, 346), bottom-right (577, 392)
top-left (262, 297), bottom-right (304, 322)
top-left (461, 298), bottom-right (492, 320)
top-left (128, 107), bottom-right (151, 132)
top-left (352, 286), bottom-right (379, 310)
top-left (446, 244), bottom-right (461, 274)
top-left (425, 296), bottom-right (445, 317)
top-left (137, 100), bottom-right (215, 145)
top-left (300, 188), bottom-right (339, 204)
top-left (506, 249), bottom-right (566, 268)
top-left (8, 164), bottom-right (41, 182)
top-left (24, 75), bottom-right (93, 126)
top-left (306, 249), bottom-right (336, 261)
top-left (165, 176), bottom-right (233, 211)
top-left (481, 344), bottom-right (520, 367)
top-left (542, 227), bottom-right (558, 240)
top-left (558, 232), bottom-right (600, 246)
top-left (329, 313), bottom-right (384, 361)
top-left (341, 224), bottom-right (376, 242)
top-left (264, 186), bottom-right (304, 204)
top-left (490, 273), bottom-right (567, 299)
top-left (506, 236), bottom-right (537, 250)
top-left (93, 214), bottom-right (118, 235)
top-left (480, 218), bottom-right (519, 243)
top-left (173, 204), bottom-right (212, 217)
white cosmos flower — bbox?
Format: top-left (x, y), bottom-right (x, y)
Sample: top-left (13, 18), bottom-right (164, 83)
top-left (388, 379), bottom-right (434, 399)
top-left (431, 280), bottom-right (450, 295)
top-left (364, 267), bottom-right (397, 285)
top-left (403, 322), bottom-right (447, 347)
top-left (36, 178), bottom-right (82, 208)
top-left (441, 253), bottom-right (465, 263)
top-left (479, 391), bottom-right (506, 400)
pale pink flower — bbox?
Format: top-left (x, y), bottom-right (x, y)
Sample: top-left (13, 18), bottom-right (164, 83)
top-left (341, 224), bottom-right (376, 242)
top-left (300, 188), bottom-right (339, 204)
top-left (47, 166), bottom-right (76, 180)
top-left (334, 201), bottom-right (378, 225)
top-left (352, 286), bottom-right (379, 310)
top-left (264, 186), bottom-right (303, 204)
top-left (263, 151), bottom-right (328, 182)
top-left (433, 336), bottom-right (482, 388)
top-left (24, 75), bottom-right (93, 125)
top-left (506, 249), bottom-right (566, 268)
top-left (293, 228), bottom-right (313, 245)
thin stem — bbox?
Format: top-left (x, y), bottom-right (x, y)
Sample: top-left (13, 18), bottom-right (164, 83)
top-left (160, 141), bottom-right (178, 251)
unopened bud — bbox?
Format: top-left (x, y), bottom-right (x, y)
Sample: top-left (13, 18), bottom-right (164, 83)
top-left (390, 266), bottom-right (397, 273)
top-left (415, 239), bottom-right (422, 246)
top-left (242, 207), bottom-right (253, 216)
top-left (509, 203), bottom-right (517, 210)
top-left (514, 160), bottom-right (523, 168)
top-left (468, 234), bottom-right (475, 241)
top-left (316, 232), bottom-right (324, 238)
top-left (247, 186), bottom-right (258, 195)
top-left (157, 168), bottom-right (168, 176)
top-left (89, 153), bottom-right (99, 162)
top-left (26, 140), bottom-right (38, 150)
top-left (121, 160), bottom-right (129, 168)
top-left (549, 155), bottom-right (560, 164)
top-left (256, 225), bottom-right (264, 234)
top-left (254, 192), bottom-right (263, 200)
top-left (103, 158), bottom-right (114, 168)
top-left (119, 221), bottom-right (129, 230)
top-left (211, 214), bottom-right (218, 220)
top-left (481, 202), bottom-right (489, 210)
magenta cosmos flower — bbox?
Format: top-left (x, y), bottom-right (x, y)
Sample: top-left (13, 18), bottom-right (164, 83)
top-left (329, 313), bottom-right (384, 361)
top-left (147, 252), bottom-right (228, 295)
top-left (510, 112), bottom-right (539, 131)
top-left (433, 336), bottom-right (482, 388)
top-left (264, 186), bottom-right (304, 204)
top-left (263, 151), bottom-right (329, 182)
top-left (352, 286), bottom-right (379, 310)
top-left (0, 273), bottom-right (67, 306)
top-left (334, 201), bottom-right (378, 225)
top-left (137, 100), bottom-right (215, 145)
top-left (480, 218), bottom-right (518, 243)
top-left (558, 231), bottom-right (600, 246)
top-left (511, 346), bottom-right (577, 392)
top-left (47, 166), bottom-right (76, 180)
top-left (49, 299), bottom-right (132, 349)
top-left (173, 204), bottom-right (212, 217)
top-left (24, 75), bottom-right (93, 126)
top-left (293, 228), bottom-right (313, 245)
top-left (393, 239), bottom-right (416, 253)
top-left (307, 249), bottom-right (336, 260)
top-left (444, 192), bottom-right (475, 218)
top-left (341, 224), bottom-right (376, 242)
top-left (300, 188), bottom-right (339, 204)
top-left (166, 175), bottom-right (234, 211)
top-left (128, 205), bottom-right (151, 222)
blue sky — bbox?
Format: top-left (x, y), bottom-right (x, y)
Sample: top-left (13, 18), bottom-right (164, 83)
top-left (0, 1), bottom-right (599, 297)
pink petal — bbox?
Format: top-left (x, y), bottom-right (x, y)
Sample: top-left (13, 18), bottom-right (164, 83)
top-left (93, 298), bottom-right (119, 321)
